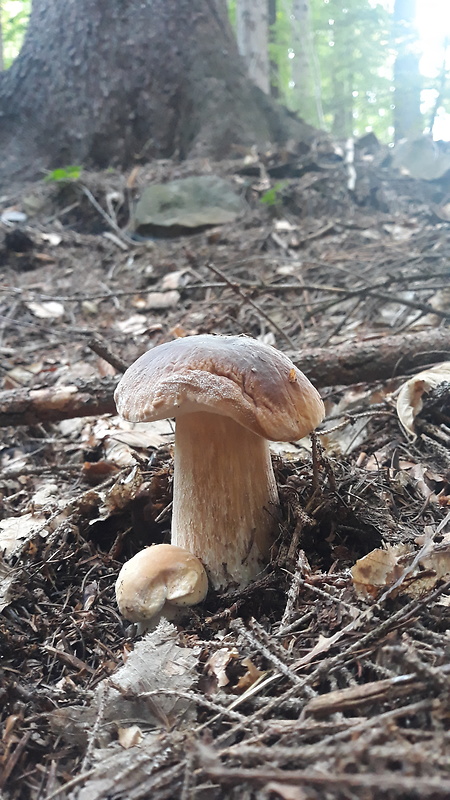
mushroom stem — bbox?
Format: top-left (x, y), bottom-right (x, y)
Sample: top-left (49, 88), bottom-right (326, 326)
top-left (172, 411), bottom-right (279, 590)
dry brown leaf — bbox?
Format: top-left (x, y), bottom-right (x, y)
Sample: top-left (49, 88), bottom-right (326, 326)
top-left (83, 461), bottom-right (120, 485)
top-left (351, 545), bottom-right (409, 599)
top-left (236, 656), bottom-right (264, 692)
top-left (0, 513), bottom-right (48, 557)
top-left (117, 725), bottom-right (143, 749)
top-left (205, 647), bottom-right (239, 688)
top-left (396, 362), bottom-right (450, 438)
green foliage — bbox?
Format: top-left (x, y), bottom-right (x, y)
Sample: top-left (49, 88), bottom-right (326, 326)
top-left (44, 165), bottom-right (83, 183)
top-left (311, 0), bottom-right (393, 139)
top-left (260, 181), bottom-right (286, 207)
top-left (1, 0), bottom-right (30, 68)
top-left (227, 0), bottom-right (236, 30)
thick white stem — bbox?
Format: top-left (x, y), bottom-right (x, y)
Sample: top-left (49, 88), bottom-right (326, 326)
top-left (171, 412), bottom-right (279, 590)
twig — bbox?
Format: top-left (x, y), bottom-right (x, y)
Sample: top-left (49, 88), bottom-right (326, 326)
top-left (211, 578), bottom-right (450, 745)
top-left (88, 335), bottom-right (128, 373)
top-left (205, 262), bottom-right (297, 348)
top-left (231, 617), bottom-right (305, 689)
top-left (79, 184), bottom-right (135, 245)
top-left (204, 764), bottom-right (450, 794)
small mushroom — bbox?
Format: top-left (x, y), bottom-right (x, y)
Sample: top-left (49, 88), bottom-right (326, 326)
top-left (115, 334), bottom-right (325, 590)
top-left (116, 543), bottom-right (208, 622)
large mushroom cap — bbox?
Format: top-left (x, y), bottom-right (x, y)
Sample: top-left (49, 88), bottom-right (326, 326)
top-left (114, 334), bottom-right (325, 441)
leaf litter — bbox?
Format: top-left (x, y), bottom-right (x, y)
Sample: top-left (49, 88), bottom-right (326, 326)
top-left (0, 141), bottom-right (450, 799)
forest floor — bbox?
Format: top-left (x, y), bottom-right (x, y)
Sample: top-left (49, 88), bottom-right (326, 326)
top-left (0, 139), bottom-right (450, 800)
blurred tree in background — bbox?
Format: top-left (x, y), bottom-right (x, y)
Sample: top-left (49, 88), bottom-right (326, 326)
top-left (393, 0), bottom-right (422, 139)
top-left (230, 0), bottom-right (450, 142)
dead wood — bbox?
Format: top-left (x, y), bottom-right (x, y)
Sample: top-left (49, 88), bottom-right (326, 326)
top-left (0, 329), bottom-right (449, 428)
top-left (291, 327), bottom-right (450, 387)
top-left (0, 377), bottom-right (117, 427)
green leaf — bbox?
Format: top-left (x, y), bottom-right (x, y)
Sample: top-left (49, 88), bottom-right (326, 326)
top-left (44, 165), bottom-right (83, 183)
top-left (260, 181), bottom-right (286, 206)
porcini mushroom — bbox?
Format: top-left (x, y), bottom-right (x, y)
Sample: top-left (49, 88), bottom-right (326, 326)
top-left (116, 543), bottom-right (208, 622)
top-left (115, 334), bottom-right (325, 590)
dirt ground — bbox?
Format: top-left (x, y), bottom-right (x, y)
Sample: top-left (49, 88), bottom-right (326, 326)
top-left (0, 139), bottom-right (450, 800)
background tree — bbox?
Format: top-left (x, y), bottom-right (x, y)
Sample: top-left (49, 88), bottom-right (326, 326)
top-left (236, 0), bottom-right (270, 94)
top-left (393, 0), bottom-right (422, 140)
top-left (291, 0), bottom-right (324, 128)
top-left (0, 0), bottom-right (314, 181)
top-left (268, 0), bottom-right (279, 98)
top-left (255, 0), bottom-right (392, 140)
top-left (309, 0), bottom-right (392, 139)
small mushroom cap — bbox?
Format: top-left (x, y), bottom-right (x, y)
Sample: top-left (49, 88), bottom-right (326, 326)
top-left (114, 334), bottom-right (324, 441)
top-left (115, 544), bottom-right (208, 622)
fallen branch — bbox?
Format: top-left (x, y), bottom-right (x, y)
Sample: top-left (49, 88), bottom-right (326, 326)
top-left (204, 765), bottom-right (450, 795)
top-left (0, 329), bottom-right (449, 427)
top-left (290, 327), bottom-right (450, 387)
top-left (0, 377), bottom-right (117, 427)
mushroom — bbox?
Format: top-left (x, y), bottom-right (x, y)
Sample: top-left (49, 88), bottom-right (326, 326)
top-left (114, 334), bottom-right (325, 590)
top-left (116, 543), bottom-right (208, 622)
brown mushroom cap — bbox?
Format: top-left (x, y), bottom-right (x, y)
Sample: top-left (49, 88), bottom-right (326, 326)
top-left (114, 334), bottom-right (324, 440)
top-left (116, 543), bottom-right (208, 622)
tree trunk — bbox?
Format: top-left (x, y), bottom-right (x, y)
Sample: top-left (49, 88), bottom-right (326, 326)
top-left (236, 0), bottom-right (270, 94)
top-left (0, 0), bottom-right (315, 182)
top-left (291, 0), bottom-right (324, 128)
top-left (268, 0), bottom-right (279, 98)
top-left (393, 0), bottom-right (422, 140)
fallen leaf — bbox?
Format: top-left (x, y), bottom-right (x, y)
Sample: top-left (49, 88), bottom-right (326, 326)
top-left (0, 560), bottom-right (17, 612)
top-left (236, 656), bottom-right (264, 692)
top-left (0, 513), bottom-right (48, 557)
top-left (40, 232), bottom-right (62, 246)
top-left (396, 362), bottom-right (450, 438)
top-left (144, 290), bottom-right (180, 309)
top-left (265, 782), bottom-right (308, 800)
top-left (117, 725), bottom-right (144, 749)
top-left (161, 270), bottom-right (187, 290)
top-left (116, 314), bottom-right (148, 335)
top-left (351, 545), bottom-right (409, 599)
top-left (205, 647), bottom-right (239, 688)
top-left (26, 300), bottom-right (65, 319)
top-left (83, 461), bottom-right (120, 484)
top-left (1, 209), bottom-right (27, 224)
top-left (274, 219), bottom-right (297, 232)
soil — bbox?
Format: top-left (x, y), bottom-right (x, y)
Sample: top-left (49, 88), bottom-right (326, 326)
top-left (1, 140), bottom-right (450, 800)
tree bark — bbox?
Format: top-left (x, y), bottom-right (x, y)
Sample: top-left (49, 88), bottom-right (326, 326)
top-left (0, 329), bottom-right (449, 427)
top-left (0, 0), bottom-right (315, 181)
top-left (236, 0), bottom-right (270, 94)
